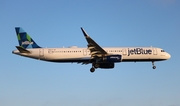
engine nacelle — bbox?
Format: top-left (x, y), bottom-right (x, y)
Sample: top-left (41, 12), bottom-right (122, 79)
top-left (98, 63), bottom-right (114, 69)
top-left (103, 55), bottom-right (122, 62)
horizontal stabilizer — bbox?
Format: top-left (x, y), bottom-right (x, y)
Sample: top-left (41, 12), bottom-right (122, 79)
top-left (16, 46), bottom-right (30, 53)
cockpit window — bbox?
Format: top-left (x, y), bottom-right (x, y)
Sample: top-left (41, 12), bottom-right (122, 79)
top-left (161, 50), bottom-right (165, 52)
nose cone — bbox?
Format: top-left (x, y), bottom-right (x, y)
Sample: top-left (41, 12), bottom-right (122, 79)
top-left (166, 53), bottom-right (171, 59)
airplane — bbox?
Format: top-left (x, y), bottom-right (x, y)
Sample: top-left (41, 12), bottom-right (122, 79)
top-left (12, 27), bottom-right (171, 73)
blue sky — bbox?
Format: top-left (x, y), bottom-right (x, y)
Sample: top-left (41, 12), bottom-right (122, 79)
top-left (0, 0), bottom-right (180, 106)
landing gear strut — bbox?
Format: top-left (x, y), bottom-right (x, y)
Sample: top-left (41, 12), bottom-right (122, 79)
top-left (89, 63), bottom-right (99, 73)
top-left (90, 63), bottom-right (99, 73)
top-left (152, 61), bottom-right (156, 69)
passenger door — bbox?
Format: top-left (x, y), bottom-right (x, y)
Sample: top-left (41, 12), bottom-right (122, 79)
top-left (39, 49), bottom-right (44, 58)
top-left (153, 48), bottom-right (157, 55)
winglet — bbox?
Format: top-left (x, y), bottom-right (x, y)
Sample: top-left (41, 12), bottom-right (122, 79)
top-left (81, 27), bottom-right (89, 38)
top-left (16, 46), bottom-right (31, 53)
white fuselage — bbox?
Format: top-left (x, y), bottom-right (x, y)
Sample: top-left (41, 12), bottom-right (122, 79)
top-left (12, 46), bottom-right (171, 63)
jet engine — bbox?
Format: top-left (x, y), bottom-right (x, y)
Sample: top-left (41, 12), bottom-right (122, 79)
top-left (102, 55), bottom-right (122, 62)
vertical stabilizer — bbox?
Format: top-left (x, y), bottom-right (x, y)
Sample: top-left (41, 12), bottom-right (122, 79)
top-left (15, 27), bottom-right (41, 49)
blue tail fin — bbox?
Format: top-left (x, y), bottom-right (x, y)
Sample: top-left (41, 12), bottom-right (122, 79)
top-left (15, 27), bottom-right (41, 49)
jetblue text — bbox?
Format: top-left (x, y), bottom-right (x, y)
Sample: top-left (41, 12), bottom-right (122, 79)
top-left (22, 41), bottom-right (34, 45)
top-left (128, 48), bottom-right (152, 56)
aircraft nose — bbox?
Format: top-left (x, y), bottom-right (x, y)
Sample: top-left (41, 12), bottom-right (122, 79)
top-left (166, 53), bottom-right (171, 59)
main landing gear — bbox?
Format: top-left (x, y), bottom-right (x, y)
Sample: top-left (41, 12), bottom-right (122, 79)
top-left (90, 63), bottom-right (99, 73)
top-left (90, 67), bottom-right (95, 73)
top-left (152, 61), bottom-right (156, 69)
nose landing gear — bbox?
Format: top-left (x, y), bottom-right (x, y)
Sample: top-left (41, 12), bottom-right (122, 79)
top-left (152, 61), bottom-right (156, 69)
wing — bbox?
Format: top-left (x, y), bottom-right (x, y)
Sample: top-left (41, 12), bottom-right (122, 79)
top-left (81, 28), bottom-right (108, 58)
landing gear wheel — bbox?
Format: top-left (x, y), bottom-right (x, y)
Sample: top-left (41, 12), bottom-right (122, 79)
top-left (90, 68), bottom-right (95, 73)
top-left (152, 66), bottom-right (156, 69)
